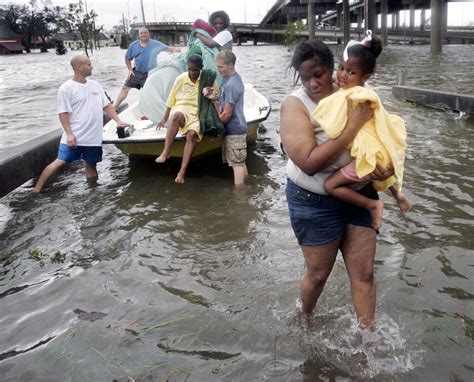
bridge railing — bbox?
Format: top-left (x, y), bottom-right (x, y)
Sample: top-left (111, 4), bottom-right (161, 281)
top-left (131, 22), bottom-right (193, 27)
top-left (131, 22), bottom-right (262, 29)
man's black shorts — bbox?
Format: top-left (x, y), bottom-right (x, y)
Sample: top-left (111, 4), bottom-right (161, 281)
top-left (124, 69), bottom-right (148, 89)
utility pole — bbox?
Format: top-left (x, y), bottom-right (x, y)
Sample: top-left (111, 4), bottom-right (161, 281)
top-left (127, 0), bottom-right (131, 25)
top-left (140, 0), bottom-right (146, 26)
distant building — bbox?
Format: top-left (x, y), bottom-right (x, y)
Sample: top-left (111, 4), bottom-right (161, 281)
top-left (108, 32), bottom-right (122, 46)
top-left (0, 25), bottom-right (25, 55)
top-left (96, 32), bottom-right (118, 47)
top-left (54, 31), bottom-right (118, 50)
top-left (54, 32), bottom-right (81, 50)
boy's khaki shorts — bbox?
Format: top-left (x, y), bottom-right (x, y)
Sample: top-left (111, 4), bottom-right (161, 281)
top-left (222, 134), bottom-right (247, 166)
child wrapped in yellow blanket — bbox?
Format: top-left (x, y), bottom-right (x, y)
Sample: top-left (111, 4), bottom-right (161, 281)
top-left (313, 32), bottom-right (412, 232)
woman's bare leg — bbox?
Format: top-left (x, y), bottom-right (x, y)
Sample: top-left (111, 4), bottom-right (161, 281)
top-left (340, 224), bottom-right (377, 330)
top-left (300, 239), bottom-right (341, 314)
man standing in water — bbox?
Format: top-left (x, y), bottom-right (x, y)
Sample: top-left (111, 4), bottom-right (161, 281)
top-left (114, 27), bottom-right (180, 109)
top-left (205, 50), bottom-right (247, 185)
top-left (33, 55), bottom-right (125, 193)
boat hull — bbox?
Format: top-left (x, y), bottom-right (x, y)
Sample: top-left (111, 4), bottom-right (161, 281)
top-left (112, 121), bottom-right (260, 158)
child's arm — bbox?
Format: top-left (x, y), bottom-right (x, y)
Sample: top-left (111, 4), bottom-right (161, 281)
top-left (389, 185), bottom-right (412, 213)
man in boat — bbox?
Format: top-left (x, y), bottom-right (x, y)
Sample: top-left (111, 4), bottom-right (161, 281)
top-left (155, 54), bottom-right (219, 184)
top-left (114, 27), bottom-right (181, 110)
top-left (205, 50), bottom-right (247, 185)
top-left (33, 55), bottom-right (126, 193)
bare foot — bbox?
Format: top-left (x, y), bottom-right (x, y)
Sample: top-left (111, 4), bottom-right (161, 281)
top-left (155, 153), bottom-right (169, 164)
top-left (175, 171), bottom-right (185, 184)
top-left (369, 199), bottom-right (384, 232)
top-left (396, 192), bottom-right (412, 213)
top-left (359, 316), bottom-right (375, 332)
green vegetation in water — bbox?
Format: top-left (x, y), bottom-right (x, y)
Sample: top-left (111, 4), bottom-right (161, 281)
top-left (29, 249), bottom-right (66, 266)
top-left (284, 21), bottom-right (305, 45)
top-left (51, 251), bottom-right (67, 264)
top-left (29, 249), bottom-right (47, 266)
top-left (120, 33), bottom-right (131, 49)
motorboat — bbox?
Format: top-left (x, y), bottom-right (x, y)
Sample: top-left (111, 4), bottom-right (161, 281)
top-left (103, 25), bottom-right (271, 158)
top-left (102, 83), bottom-right (271, 158)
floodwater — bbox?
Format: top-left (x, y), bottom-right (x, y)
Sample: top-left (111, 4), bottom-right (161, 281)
top-left (0, 43), bottom-right (473, 381)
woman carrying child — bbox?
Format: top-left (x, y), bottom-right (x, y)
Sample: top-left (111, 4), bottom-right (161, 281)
top-left (280, 39), bottom-right (397, 330)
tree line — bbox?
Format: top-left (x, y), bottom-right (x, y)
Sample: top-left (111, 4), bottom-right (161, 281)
top-left (0, 0), bottom-right (131, 56)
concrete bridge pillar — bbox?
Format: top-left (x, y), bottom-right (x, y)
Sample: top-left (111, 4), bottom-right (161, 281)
top-left (443, 1), bottom-right (448, 33)
top-left (336, 2), bottom-right (343, 44)
top-left (409, 1), bottom-right (416, 31)
top-left (364, 0), bottom-right (376, 31)
top-left (381, 0), bottom-right (388, 45)
top-left (336, 3), bottom-right (342, 29)
top-left (343, 0), bottom-right (350, 45)
top-left (420, 8), bottom-right (426, 31)
top-left (431, 0), bottom-right (443, 53)
top-left (357, 10), bottom-right (363, 30)
top-left (308, 1), bottom-right (315, 41)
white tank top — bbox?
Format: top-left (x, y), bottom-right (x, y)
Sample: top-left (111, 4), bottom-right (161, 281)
top-left (285, 87), bottom-right (352, 195)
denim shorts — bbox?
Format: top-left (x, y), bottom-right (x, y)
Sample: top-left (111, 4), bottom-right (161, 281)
top-left (58, 144), bottom-right (103, 165)
top-left (286, 178), bottom-right (378, 246)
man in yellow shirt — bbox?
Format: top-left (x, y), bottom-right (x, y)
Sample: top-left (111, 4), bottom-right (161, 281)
top-left (155, 55), bottom-right (205, 184)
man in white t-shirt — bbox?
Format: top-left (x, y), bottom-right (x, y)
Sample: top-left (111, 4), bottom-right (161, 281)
top-left (33, 55), bottom-right (125, 193)
top-left (196, 10), bottom-right (233, 50)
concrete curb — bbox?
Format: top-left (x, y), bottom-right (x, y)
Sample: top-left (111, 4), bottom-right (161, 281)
top-left (392, 85), bottom-right (474, 113)
top-left (0, 129), bottom-right (62, 198)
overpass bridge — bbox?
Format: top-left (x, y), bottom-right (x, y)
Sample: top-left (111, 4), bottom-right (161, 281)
top-left (134, 21), bottom-right (474, 47)
top-left (259, 0), bottom-right (474, 51)
top-left (261, 0), bottom-right (467, 26)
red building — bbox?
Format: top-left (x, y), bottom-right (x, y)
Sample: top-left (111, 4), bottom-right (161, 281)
top-left (0, 25), bottom-right (25, 55)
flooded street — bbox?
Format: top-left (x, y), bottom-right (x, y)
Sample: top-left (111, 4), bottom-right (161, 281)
top-left (0, 44), bottom-right (473, 381)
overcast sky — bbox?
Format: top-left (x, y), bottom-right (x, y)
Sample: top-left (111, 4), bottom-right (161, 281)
top-left (8, 0), bottom-right (474, 30)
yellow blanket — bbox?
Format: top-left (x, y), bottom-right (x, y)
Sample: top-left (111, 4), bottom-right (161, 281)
top-left (313, 86), bottom-right (407, 191)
